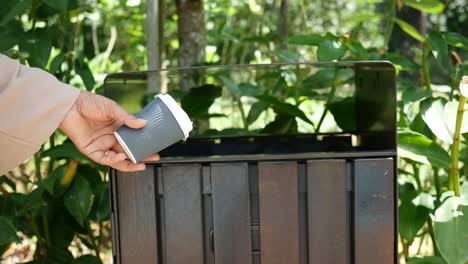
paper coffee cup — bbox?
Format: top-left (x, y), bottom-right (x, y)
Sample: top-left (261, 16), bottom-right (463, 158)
top-left (114, 94), bottom-right (193, 163)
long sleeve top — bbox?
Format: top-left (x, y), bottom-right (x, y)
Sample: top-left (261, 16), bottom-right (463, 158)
top-left (0, 54), bottom-right (80, 175)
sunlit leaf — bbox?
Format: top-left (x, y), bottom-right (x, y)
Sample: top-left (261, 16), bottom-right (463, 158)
top-left (317, 37), bottom-right (347, 61)
top-left (434, 194), bottom-right (468, 264)
top-left (420, 97), bottom-right (453, 144)
top-left (443, 101), bottom-right (468, 136)
top-left (407, 256), bottom-right (447, 264)
top-left (404, 0), bottom-right (445, 14)
top-left (398, 129), bottom-right (450, 168)
top-left (444, 32), bottom-right (468, 50)
top-left (393, 18), bottom-right (425, 43)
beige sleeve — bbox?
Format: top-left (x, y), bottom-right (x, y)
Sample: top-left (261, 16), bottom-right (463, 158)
top-left (0, 54), bottom-right (80, 175)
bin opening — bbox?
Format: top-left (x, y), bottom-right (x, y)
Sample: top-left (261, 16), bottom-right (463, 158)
top-left (104, 61), bottom-right (396, 157)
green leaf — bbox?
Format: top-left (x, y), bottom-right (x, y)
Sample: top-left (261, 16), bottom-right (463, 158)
top-left (74, 59), bottom-right (96, 91)
top-left (434, 196), bottom-right (468, 264)
top-left (317, 37), bottom-right (347, 61)
top-left (384, 53), bottom-right (420, 71)
top-left (277, 50), bottom-right (299, 62)
top-left (0, 216), bottom-right (19, 245)
top-left (401, 83), bottom-right (432, 102)
top-left (247, 101), bottom-right (268, 125)
top-left (404, 0), bottom-right (445, 14)
top-left (287, 34), bottom-right (322, 46)
top-left (328, 97), bottom-right (356, 131)
top-left (407, 256), bottom-right (447, 264)
top-left (0, 0), bottom-right (32, 25)
top-left (444, 32), bottom-right (468, 50)
top-left (428, 31), bottom-right (449, 68)
top-left (271, 76), bottom-right (287, 95)
top-left (263, 113), bottom-right (298, 134)
top-left (89, 184), bottom-right (110, 222)
top-left (399, 183), bottom-right (431, 244)
top-left (49, 52), bottom-right (65, 74)
top-left (302, 69), bottom-right (352, 90)
top-left (393, 18), bottom-right (425, 43)
top-left (42, 142), bottom-right (88, 161)
top-left (256, 95), bottom-right (314, 126)
top-left (49, 209), bottom-right (75, 248)
top-left (21, 32), bottom-right (53, 69)
top-left (219, 76), bottom-right (240, 96)
top-left (444, 101), bottom-right (468, 136)
top-left (181, 84), bottom-right (222, 118)
top-left (37, 166), bottom-right (63, 195)
top-left (41, 246), bottom-right (74, 264)
top-left (64, 177), bottom-right (94, 227)
top-left (12, 188), bottom-right (46, 215)
top-left (420, 97), bottom-right (453, 144)
top-left (238, 83), bottom-right (261, 97)
top-left (43, 0), bottom-right (69, 12)
top-left (398, 129), bottom-right (450, 168)
top-left (73, 255), bottom-right (102, 264)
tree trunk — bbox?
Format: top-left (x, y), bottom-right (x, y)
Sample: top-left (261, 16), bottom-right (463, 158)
top-left (279, 0), bottom-right (288, 50)
top-left (175, 0), bottom-right (206, 91)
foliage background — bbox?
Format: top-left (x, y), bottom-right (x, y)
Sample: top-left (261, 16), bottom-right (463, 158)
top-left (0, 0), bottom-right (468, 263)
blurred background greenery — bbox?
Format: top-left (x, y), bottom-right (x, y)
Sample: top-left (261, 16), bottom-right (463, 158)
top-left (0, 0), bottom-right (468, 263)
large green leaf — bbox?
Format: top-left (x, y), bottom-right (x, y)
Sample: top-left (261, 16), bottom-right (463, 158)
top-left (12, 188), bottom-right (46, 216)
top-left (428, 31), bottom-right (449, 68)
top-left (49, 52), bottom-right (65, 74)
top-left (181, 84), bottom-right (222, 118)
top-left (256, 95), bottom-right (314, 126)
top-left (401, 82), bottom-right (432, 102)
top-left (420, 97), bottom-right (453, 144)
top-left (74, 59), bottom-right (95, 91)
top-left (444, 101), bottom-right (468, 136)
top-left (444, 32), bottom-right (468, 49)
top-left (434, 194), bottom-right (468, 264)
top-left (317, 35), bottom-right (347, 61)
top-left (404, 0), bottom-right (445, 14)
top-left (398, 129), bottom-right (450, 168)
top-left (399, 183), bottom-right (431, 244)
top-left (328, 97), bottom-right (356, 131)
top-left (89, 184), bottom-right (110, 222)
top-left (384, 53), bottom-right (420, 71)
top-left (43, 0), bottom-right (69, 12)
top-left (393, 18), bottom-right (425, 43)
top-left (42, 142), bottom-right (88, 161)
top-left (64, 177), bottom-right (94, 227)
top-left (0, 216), bottom-right (19, 245)
top-left (0, 0), bottom-right (32, 25)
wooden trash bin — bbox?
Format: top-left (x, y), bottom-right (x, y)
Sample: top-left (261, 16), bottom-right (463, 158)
top-left (105, 62), bottom-right (397, 264)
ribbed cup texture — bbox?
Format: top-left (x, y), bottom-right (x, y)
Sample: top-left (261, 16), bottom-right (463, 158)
top-left (116, 98), bottom-right (185, 162)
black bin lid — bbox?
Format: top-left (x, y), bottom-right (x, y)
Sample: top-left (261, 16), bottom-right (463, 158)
top-left (104, 61), bottom-right (396, 157)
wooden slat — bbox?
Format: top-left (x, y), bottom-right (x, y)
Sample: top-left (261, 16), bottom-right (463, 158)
top-left (162, 164), bottom-right (204, 264)
top-left (211, 163), bottom-right (252, 264)
top-left (307, 160), bottom-right (347, 264)
top-left (258, 162), bottom-right (299, 264)
top-left (116, 169), bottom-right (158, 263)
top-left (354, 158), bottom-right (394, 264)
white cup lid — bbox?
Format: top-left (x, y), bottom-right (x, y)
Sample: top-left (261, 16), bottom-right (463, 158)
top-left (156, 94), bottom-right (193, 140)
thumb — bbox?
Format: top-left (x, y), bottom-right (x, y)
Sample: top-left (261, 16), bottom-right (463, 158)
top-left (110, 103), bottom-right (147, 129)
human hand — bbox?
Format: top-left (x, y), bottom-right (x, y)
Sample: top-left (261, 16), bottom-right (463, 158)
top-left (59, 90), bottom-right (159, 171)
